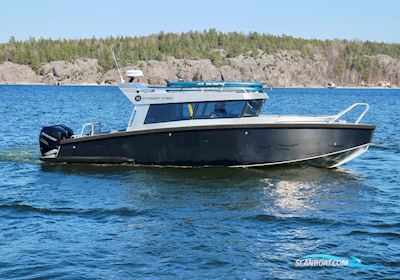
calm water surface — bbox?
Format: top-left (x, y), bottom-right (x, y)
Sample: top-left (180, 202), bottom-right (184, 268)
top-left (0, 85), bottom-right (399, 279)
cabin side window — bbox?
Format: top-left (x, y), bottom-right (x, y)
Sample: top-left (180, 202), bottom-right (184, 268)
top-left (194, 101), bottom-right (245, 119)
top-left (144, 99), bottom-right (263, 124)
top-left (144, 103), bottom-right (196, 124)
top-left (242, 100), bottom-right (263, 117)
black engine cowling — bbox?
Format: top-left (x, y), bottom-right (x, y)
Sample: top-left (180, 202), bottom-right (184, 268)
top-left (39, 124), bottom-right (74, 156)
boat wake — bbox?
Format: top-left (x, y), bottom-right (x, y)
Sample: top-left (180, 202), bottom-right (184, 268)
top-left (370, 143), bottom-right (400, 154)
top-left (0, 203), bottom-right (148, 218)
top-left (0, 148), bottom-right (41, 164)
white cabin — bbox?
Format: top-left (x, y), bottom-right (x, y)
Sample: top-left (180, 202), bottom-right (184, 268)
top-left (118, 82), bottom-right (268, 132)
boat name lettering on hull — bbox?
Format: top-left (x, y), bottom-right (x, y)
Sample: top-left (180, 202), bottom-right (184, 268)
top-left (141, 96), bottom-right (173, 101)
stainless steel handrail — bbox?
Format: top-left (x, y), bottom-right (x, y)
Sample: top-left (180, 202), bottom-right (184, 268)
top-left (329, 103), bottom-right (370, 124)
top-left (79, 122), bottom-right (101, 137)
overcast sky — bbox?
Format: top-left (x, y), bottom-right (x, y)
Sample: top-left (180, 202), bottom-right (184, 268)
top-left (1, 0), bottom-right (399, 43)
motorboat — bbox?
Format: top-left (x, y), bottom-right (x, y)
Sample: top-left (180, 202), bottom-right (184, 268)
top-left (39, 70), bottom-right (375, 168)
top-left (326, 82), bottom-right (337, 89)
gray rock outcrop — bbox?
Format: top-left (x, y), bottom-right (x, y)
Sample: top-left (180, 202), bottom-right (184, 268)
top-left (0, 50), bottom-right (399, 87)
top-left (0, 61), bottom-right (41, 84)
top-left (42, 59), bottom-right (102, 85)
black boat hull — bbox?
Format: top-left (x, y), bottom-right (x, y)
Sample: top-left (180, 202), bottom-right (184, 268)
top-left (41, 123), bottom-right (375, 168)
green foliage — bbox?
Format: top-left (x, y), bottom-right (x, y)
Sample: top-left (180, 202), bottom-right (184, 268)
top-left (0, 30), bottom-right (399, 76)
top-left (209, 50), bottom-right (225, 67)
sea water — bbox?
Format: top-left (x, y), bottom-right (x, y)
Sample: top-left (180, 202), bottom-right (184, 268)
top-left (0, 85), bottom-right (399, 279)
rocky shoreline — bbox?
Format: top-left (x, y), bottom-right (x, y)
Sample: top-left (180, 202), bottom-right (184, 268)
top-left (1, 50), bottom-right (399, 88)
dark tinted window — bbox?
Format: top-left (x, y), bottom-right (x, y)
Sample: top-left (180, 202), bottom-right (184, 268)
top-left (242, 100), bottom-right (263, 117)
top-left (144, 100), bottom-right (263, 124)
top-left (194, 101), bottom-right (245, 119)
top-left (145, 103), bottom-right (196, 124)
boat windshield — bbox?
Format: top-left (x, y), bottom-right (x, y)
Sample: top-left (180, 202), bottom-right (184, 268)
top-left (242, 99), bottom-right (263, 117)
top-left (144, 100), bottom-right (263, 124)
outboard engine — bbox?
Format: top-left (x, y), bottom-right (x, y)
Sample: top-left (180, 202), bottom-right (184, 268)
top-left (39, 124), bottom-right (74, 157)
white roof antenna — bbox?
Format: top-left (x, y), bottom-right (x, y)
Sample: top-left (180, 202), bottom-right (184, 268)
top-left (110, 47), bottom-right (124, 83)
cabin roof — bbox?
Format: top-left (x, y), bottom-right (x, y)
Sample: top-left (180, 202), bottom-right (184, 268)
top-left (118, 82), bottom-right (268, 105)
top-left (166, 81), bottom-right (264, 88)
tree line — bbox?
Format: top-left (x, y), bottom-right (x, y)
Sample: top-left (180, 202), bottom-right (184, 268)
top-left (1, 29), bottom-right (399, 76)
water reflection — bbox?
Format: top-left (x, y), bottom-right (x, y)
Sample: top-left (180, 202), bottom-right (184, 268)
top-left (262, 168), bottom-right (352, 212)
top-left (39, 163), bottom-right (361, 183)
top-left (269, 180), bottom-right (319, 211)
top-left (39, 163), bottom-right (364, 215)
